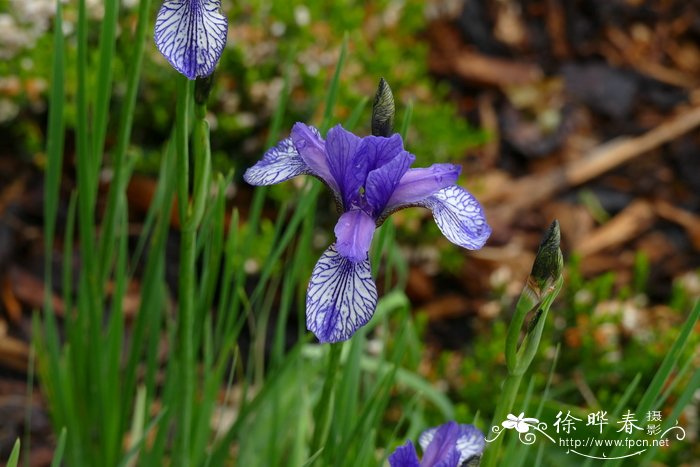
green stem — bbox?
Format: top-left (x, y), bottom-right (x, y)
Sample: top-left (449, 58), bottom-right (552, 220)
top-left (175, 76), bottom-right (194, 466)
top-left (482, 372), bottom-right (523, 467)
top-left (310, 343), bottom-right (343, 460)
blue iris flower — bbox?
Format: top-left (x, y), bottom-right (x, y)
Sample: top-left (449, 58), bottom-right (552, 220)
top-left (244, 124), bottom-right (491, 343)
top-left (389, 422), bottom-right (485, 467)
top-left (154, 0), bottom-right (228, 79)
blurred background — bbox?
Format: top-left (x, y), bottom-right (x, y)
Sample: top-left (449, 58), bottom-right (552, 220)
top-left (1, 0), bottom-right (699, 464)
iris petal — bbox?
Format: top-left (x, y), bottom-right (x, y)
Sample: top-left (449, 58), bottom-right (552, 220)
top-left (432, 449), bottom-right (461, 467)
top-left (388, 441), bottom-right (421, 467)
top-left (422, 185), bottom-right (491, 250)
top-left (291, 123), bottom-right (338, 191)
top-left (154, 0), bottom-right (228, 79)
top-left (421, 422), bottom-right (462, 466)
top-left (455, 425), bottom-right (486, 464)
top-left (418, 427), bottom-right (438, 451)
top-left (385, 164), bottom-right (461, 212)
top-left (354, 134), bottom-right (405, 170)
top-left (365, 151), bottom-right (414, 215)
top-left (243, 136), bottom-right (309, 185)
top-left (306, 244), bottom-right (377, 343)
top-left (325, 125), bottom-right (364, 209)
top-left (334, 210), bottom-right (376, 263)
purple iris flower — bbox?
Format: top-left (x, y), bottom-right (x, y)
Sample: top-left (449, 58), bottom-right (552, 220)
top-left (154, 0), bottom-right (228, 79)
top-left (243, 123), bottom-right (491, 343)
top-left (389, 422), bottom-right (485, 467)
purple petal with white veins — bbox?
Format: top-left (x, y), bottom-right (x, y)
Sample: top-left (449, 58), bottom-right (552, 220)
top-left (290, 123), bottom-right (338, 191)
top-left (354, 133), bottom-right (405, 170)
top-left (325, 125), bottom-right (364, 209)
top-left (454, 425), bottom-right (486, 464)
top-left (306, 244), bottom-right (377, 343)
top-left (422, 185), bottom-right (491, 250)
top-left (421, 422), bottom-right (462, 467)
top-left (418, 427), bottom-right (438, 451)
top-left (243, 136), bottom-right (309, 186)
top-left (365, 150), bottom-right (414, 215)
top-left (334, 210), bottom-right (376, 263)
top-left (385, 164), bottom-right (461, 212)
top-left (388, 441), bottom-right (421, 467)
top-left (154, 0), bottom-right (228, 79)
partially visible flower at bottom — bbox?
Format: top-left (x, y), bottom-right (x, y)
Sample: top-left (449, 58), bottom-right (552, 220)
top-left (154, 0), bottom-right (228, 79)
top-left (244, 123), bottom-right (491, 343)
top-left (389, 421), bottom-right (485, 467)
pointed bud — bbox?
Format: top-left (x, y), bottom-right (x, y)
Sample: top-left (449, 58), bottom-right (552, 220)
top-left (371, 78), bottom-right (395, 137)
top-left (528, 220), bottom-right (563, 299)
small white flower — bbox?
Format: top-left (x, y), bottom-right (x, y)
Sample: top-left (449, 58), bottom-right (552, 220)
top-left (502, 413), bottom-right (539, 433)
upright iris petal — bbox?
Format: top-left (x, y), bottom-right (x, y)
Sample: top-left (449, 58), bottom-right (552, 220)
top-left (154, 0), bottom-right (228, 79)
top-left (389, 422), bottom-right (485, 467)
top-left (243, 122), bottom-right (491, 343)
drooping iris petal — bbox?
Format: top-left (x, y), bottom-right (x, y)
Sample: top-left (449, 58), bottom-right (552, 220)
top-left (454, 425), bottom-right (486, 464)
top-left (422, 185), bottom-right (491, 250)
top-left (388, 441), bottom-right (421, 467)
top-left (325, 125), bottom-right (364, 209)
top-left (385, 164), bottom-right (461, 212)
top-left (364, 150), bottom-right (414, 215)
top-left (243, 137), bottom-right (309, 185)
top-left (154, 0), bottom-right (228, 80)
top-left (306, 244), bottom-right (377, 343)
top-left (291, 123), bottom-right (338, 190)
top-left (354, 133), bottom-right (405, 171)
top-left (334, 210), bottom-right (376, 263)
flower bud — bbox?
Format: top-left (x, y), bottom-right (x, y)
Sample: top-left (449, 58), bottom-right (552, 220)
top-left (528, 219), bottom-right (563, 299)
top-left (371, 77), bottom-right (395, 137)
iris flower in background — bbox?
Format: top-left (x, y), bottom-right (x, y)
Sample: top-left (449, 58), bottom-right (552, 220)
top-left (389, 421), bottom-right (485, 467)
top-left (154, 0), bottom-right (228, 79)
top-left (243, 121), bottom-right (491, 343)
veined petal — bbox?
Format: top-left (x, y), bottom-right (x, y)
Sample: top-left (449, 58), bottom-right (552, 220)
top-left (364, 150), bottom-right (414, 215)
top-left (418, 427), bottom-right (438, 451)
top-left (421, 422), bottom-right (462, 467)
top-left (154, 0), bottom-right (228, 80)
top-left (422, 185), bottom-right (491, 250)
top-left (354, 133), bottom-right (405, 170)
top-left (243, 136), bottom-right (308, 185)
top-left (291, 123), bottom-right (338, 190)
top-left (326, 125), bottom-right (364, 209)
top-left (431, 450), bottom-right (461, 467)
top-left (385, 164), bottom-right (461, 212)
top-left (454, 425), bottom-right (486, 464)
top-left (334, 210), bottom-right (376, 263)
top-left (388, 441), bottom-right (421, 467)
top-left (306, 244), bottom-right (377, 343)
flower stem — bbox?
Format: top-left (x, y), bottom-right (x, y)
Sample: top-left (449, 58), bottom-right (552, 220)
top-left (175, 75), bottom-right (194, 466)
top-left (310, 343), bottom-right (343, 461)
top-left (482, 372), bottom-right (523, 467)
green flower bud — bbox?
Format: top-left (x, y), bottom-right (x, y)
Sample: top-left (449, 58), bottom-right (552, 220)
top-left (528, 219), bottom-right (563, 300)
top-left (371, 78), bottom-right (395, 137)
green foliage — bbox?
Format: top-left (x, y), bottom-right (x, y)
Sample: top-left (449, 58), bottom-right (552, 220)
top-left (449, 260), bottom-right (700, 465)
top-left (13, 0), bottom-right (700, 466)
